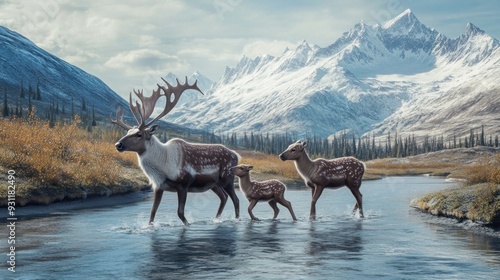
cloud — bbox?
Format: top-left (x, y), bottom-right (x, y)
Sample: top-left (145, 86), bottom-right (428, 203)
top-left (1, 0), bottom-right (499, 98)
top-left (242, 39), bottom-right (296, 58)
top-left (104, 49), bottom-right (190, 90)
top-left (105, 49), bottom-right (187, 73)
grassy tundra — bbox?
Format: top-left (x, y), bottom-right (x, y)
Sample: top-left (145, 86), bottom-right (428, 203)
top-left (0, 116), bottom-right (146, 206)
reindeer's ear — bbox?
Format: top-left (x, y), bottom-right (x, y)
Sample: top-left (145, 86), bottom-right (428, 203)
top-left (147, 125), bottom-right (159, 135)
top-left (302, 141), bottom-right (308, 148)
top-left (247, 165), bottom-right (254, 171)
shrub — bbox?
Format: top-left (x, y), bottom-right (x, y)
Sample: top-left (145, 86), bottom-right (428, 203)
top-left (463, 154), bottom-right (500, 185)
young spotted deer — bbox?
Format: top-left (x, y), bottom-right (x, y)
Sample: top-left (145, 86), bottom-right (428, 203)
top-left (111, 77), bottom-right (240, 225)
top-left (231, 164), bottom-right (297, 221)
top-left (279, 141), bottom-right (365, 219)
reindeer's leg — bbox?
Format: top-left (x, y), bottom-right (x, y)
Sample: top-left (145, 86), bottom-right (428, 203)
top-left (224, 183), bottom-right (240, 219)
top-left (349, 185), bottom-right (364, 218)
top-left (308, 182), bottom-right (315, 198)
top-left (268, 200), bottom-right (280, 219)
top-left (310, 185), bottom-right (324, 220)
top-left (176, 188), bottom-right (189, 225)
top-left (211, 186), bottom-right (228, 219)
top-left (248, 199), bottom-right (259, 221)
top-left (277, 194), bottom-right (297, 221)
top-left (149, 188), bottom-right (164, 225)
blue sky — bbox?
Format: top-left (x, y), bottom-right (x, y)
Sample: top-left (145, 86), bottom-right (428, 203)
top-left (0, 0), bottom-right (498, 98)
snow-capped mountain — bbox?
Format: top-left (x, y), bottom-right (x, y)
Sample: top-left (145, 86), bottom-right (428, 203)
top-left (0, 26), bottom-right (128, 118)
top-left (169, 9), bottom-right (500, 139)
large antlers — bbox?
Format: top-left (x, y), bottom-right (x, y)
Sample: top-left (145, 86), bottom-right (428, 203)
top-left (110, 76), bottom-right (203, 129)
top-left (144, 77), bottom-right (203, 127)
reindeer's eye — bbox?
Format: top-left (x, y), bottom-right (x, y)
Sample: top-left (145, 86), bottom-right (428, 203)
top-left (239, 167), bottom-right (244, 170)
top-left (291, 148), bottom-right (296, 152)
top-left (136, 133), bottom-right (143, 138)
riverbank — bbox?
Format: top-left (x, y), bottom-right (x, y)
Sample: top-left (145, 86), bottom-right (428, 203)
top-left (4, 190), bottom-right (151, 219)
top-left (0, 164), bottom-right (149, 207)
top-left (410, 183), bottom-right (500, 227)
top-left (401, 147), bottom-right (500, 227)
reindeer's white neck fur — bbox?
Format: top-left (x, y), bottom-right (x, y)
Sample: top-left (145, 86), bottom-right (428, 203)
top-left (237, 174), bottom-right (252, 196)
top-left (137, 136), bottom-right (182, 190)
top-left (294, 151), bottom-right (314, 181)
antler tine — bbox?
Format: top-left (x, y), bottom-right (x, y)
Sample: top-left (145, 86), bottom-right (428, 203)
top-left (129, 87), bottom-right (166, 128)
top-left (110, 107), bottom-right (133, 130)
top-left (129, 92), bottom-right (143, 126)
top-left (144, 76), bottom-right (203, 127)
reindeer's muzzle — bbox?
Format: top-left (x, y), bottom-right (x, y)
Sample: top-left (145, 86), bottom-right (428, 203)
top-left (279, 153), bottom-right (287, 161)
top-left (115, 141), bottom-right (125, 152)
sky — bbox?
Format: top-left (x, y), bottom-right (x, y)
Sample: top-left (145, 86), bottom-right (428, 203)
top-left (0, 0), bottom-right (499, 99)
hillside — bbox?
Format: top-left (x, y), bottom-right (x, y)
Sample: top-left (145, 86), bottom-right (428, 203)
top-left (0, 26), bottom-right (127, 118)
top-left (0, 26), bottom-right (210, 137)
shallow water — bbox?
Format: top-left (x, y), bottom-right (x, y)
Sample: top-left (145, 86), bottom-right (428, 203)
top-left (1, 176), bottom-right (500, 279)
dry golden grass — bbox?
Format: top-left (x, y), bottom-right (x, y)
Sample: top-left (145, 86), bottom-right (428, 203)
top-left (462, 154), bottom-right (500, 185)
top-left (364, 159), bottom-right (457, 177)
top-left (0, 115), bottom-right (142, 205)
top-left (237, 150), bottom-right (300, 180)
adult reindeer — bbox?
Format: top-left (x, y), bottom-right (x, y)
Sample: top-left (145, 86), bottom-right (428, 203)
top-left (279, 141), bottom-right (365, 219)
top-left (111, 77), bottom-right (240, 225)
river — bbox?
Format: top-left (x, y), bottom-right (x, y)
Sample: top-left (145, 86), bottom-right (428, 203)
top-left (1, 176), bottom-right (500, 279)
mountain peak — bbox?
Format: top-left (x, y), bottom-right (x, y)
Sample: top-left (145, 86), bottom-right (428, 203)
top-left (383, 9), bottom-right (420, 30)
top-left (297, 40), bottom-right (311, 50)
top-left (465, 22), bottom-right (485, 36)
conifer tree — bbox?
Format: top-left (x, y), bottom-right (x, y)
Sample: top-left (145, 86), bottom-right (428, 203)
top-left (81, 97), bottom-right (87, 111)
top-left (91, 103), bottom-right (97, 126)
top-left (35, 79), bottom-right (42, 100)
top-left (71, 97), bottom-right (75, 117)
top-left (480, 125), bottom-right (485, 146)
top-left (2, 86), bottom-right (8, 117)
top-left (20, 80), bottom-right (25, 99)
top-left (28, 84), bottom-right (34, 99)
top-left (18, 100), bottom-right (22, 118)
top-left (15, 102), bottom-right (19, 117)
top-left (28, 90), bottom-right (32, 115)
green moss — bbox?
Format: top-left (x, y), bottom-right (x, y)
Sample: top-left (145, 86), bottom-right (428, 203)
top-left (413, 183), bottom-right (500, 226)
top-left (468, 183), bottom-right (500, 224)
